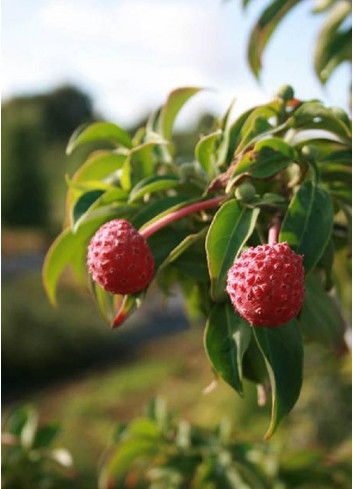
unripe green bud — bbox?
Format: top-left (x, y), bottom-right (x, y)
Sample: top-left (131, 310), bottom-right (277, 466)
top-left (235, 182), bottom-right (256, 202)
top-left (301, 145), bottom-right (318, 161)
top-left (276, 85), bottom-right (294, 101)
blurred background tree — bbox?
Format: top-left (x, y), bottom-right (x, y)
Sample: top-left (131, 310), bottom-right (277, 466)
top-left (1, 86), bottom-right (96, 231)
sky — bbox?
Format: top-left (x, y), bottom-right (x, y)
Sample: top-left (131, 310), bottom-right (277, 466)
top-left (2, 0), bottom-right (350, 129)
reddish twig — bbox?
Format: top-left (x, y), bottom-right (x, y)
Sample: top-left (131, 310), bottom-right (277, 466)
top-left (140, 196), bottom-right (225, 239)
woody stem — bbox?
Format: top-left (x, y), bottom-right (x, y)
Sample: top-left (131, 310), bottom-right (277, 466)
top-left (140, 196), bottom-right (225, 239)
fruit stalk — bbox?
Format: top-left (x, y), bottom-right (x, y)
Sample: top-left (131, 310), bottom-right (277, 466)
top-left (268, 221), bottom-right (280, 246)
top-left (140, 196), bottom-right (225, 239)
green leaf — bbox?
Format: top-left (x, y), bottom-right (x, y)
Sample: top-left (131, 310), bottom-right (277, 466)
top-left (247, 0), bottom-right (303, 78)
top-left (279, 182), bottom-right (334, 272)
top-left (148, 229), bottom-right (190, 269)
top-left (5, 406), bottom-right (36, 437)
top-left (159, 87), bottom-right (202, 140)
top-left (299, 274), bottom-right (347, 354)
top-left (129, 175), bottom-right (180, 203)
top-left (228, 138), bottom-right (295, 187)
top-left (158, 228), bottom-right (207, 272)
top-left (204, 303), bottom-right (251, 395)
top-left (250, 193), bottom-right (287, 208)
top-left (90, 281), bottom-right (117, 325)
top-left (70, 151), bottom-right (127, 183)
top-left (120, 140), bottom-right (170, 191)
top-left (292, 102), bottom-right (351, 142)
top-left (253, 319), bottom-right (303, 439)
top-left (127, 417), bottom-right (161, 438)
top-left (235, 103), bottom-right (282, 154)
top-left (66, 122), bottom-right (133, 154)
top-left (226, 108), bottom-right (255, 164)
top-left (242, 334), bottom-right (268, 384)
top-left (71, 190), bottom-right (105, 228)
top-left (314, 1), bottom-right (352, 84)
top-left (216, 99), bottom-right (236, 167)
top-left (195, 130), bottom-right (222, 179)
top-left (99, 437), bottom-right (159, 489)
top-left (206, 200), bottom-right (260, 300)
top-left (33, 422), bottom-right (61, 449)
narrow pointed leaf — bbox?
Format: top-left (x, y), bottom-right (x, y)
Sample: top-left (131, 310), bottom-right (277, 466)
top-left (204, 303), bottom-right (252, 395)
top-left (279, 181), bottom-right (334, 272)
top-left (195, 130), bottom-right (221, 178)
top-left (66, 122), bottom-right (133, 154)
top-left (314, 1), bottom-right (352, 84)
top-left (159, 87), bottom-right (202, 140)
top-left (229, 138), bottom-right (295, 185)
top-left (247, 0), bottom-right (303, 78)
top-left (206, 200), bottom-right (260, 300)
top-left (253, 319), bottom-right (303, 439)
top-left (129, 175), bottom-right (180, 203)
top-left (299, 274), bottom-right (347, 355)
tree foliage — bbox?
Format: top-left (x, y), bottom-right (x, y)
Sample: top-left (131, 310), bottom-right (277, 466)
top-left (43, 86), bottom-right (351, 437)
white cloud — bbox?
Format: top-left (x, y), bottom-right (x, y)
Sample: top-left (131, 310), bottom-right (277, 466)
top-left (2, 0), bottom-right (348, 126)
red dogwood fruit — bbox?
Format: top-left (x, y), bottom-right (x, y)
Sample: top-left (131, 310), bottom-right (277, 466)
top-left (87, 219), bottom-right (155, 295)
top-left (226, 242), bottom-right (305, 327)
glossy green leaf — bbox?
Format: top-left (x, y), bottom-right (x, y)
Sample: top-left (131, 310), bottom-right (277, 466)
top-left (204, 303), bottom-right (251, 395)
top-left (280, 182), bottom-right (334, 272)
top-left (206, 200), bottom-right (260, 300)
top-left (299, 274), bottom-right (347, 354)
top-left (158, 228), bottom-right (207, 272)
top-left (314, 1), bottom-right (352, 84)
top-left (226, 108), bottom-right (254, 164)
top-left (236, 103), bottom-right (282, 154)
top-left (195, 130), bottom-right (221, 178)
top-left (253, 319), bottom-right (303, 439)
top-left (71, 151), bottom-right (127, 183)
top-left (71, 190), bottom-right (105, 228)
top-left (172, 250), bottom-right (209, 281)
top-left (148, 229), bottom-right (190, 269)
top-left (120, 140), bottom-right (170, 191)
top-left (66, 122), bottom-right (133, 154)
top-left (292, 102), bottom-right (351, 142)
top-left (90, 281), bottom-right (117, 325)
top-left (247, 0), bottom-right (303, 78)
top-left (216, 99), bottom-right (236, 167)
top-left (242, 334), bottom-right (268, 384)
top-left (129, 175), bottom-right (180, 203)
top-left (159, 87), bottom-right (202, 140)
top-left (228, 138), bottom-right (295, 186)
top-left (250, 193), bottom-right (287, 208)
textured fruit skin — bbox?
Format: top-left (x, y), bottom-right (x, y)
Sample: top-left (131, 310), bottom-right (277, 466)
top-left (226, 242), bottom-right (305, 327)
top-left (87, 219), bottom-right (155, 295)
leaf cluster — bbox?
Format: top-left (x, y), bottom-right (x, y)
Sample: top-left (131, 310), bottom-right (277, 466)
top-left (2, 405), bottom-right (75, 489)
top-left (99, 398), bottom-right (352, 489)
top-left (43, 87), bottom-right (351, 437)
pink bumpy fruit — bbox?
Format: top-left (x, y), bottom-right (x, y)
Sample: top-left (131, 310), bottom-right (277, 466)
top-left (226, 242), bottom-right (305, 327)
top-left (87, 219), bottom-right (155, 295)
